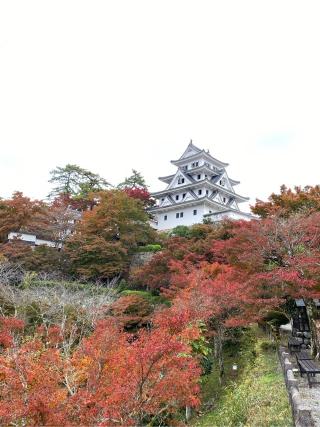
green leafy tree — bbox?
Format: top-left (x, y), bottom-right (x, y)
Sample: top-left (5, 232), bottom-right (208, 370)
top-left (118, 169), bottom-right (148, 190)
top-left (49, 164), bottom-right (109, 199)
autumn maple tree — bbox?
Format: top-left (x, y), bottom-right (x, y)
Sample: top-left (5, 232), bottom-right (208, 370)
top-left (252, 184), bottom-right (320, 218)
top-left (0, 192), bottom-right (49, 242)
top-left (0, 315), bottom-right (201, 426)
top-left (65, 190), bottom-right (156, 279)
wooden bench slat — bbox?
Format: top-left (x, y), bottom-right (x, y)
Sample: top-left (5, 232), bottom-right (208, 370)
top-left (298, 360), bottom-right (320, 373)
top-left (296, 351), bottom-right (313, 361)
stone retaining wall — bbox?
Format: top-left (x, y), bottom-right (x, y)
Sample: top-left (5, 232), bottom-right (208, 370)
top-left (278, 346), bottom-right (315, 427)
top-left (130, 252), bottom-right (156, 269)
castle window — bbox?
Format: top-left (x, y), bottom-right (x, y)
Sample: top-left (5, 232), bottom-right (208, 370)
top-left (193, 209), bottom-right (197, 215)
top-left (198, 189), bottom-right (202, 195)
top-left (180, 212), bottom-right (184, 218)
top-left (177, 176), bottom-right (185, 185)
top-left (176, 213), bottom-right (179, 218)
top-left (161, 198), bottom-right (165, 202)
top-left (223, 197), bottom-right (227, 203)
top-left (175, 195), bottom-right (179, 201)
top-left (182, 193), bottom-right (186, 198)
top-left (164, 215), bottom-right (167, 221)
top-left (197, 174), bottom-right (201, 180)
top-left (206, 189), bottom-right (209, 195)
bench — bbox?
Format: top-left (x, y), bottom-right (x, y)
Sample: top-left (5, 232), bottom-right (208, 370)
top-left (288, 337), bottom-right (302, 353)
top-left (296, 350), bottom-right (313, 361)
top-left (297, 359), bottom-right (320, 388)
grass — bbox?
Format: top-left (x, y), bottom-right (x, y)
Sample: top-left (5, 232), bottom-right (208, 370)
top-left (193, 327), bottom-right (292, 427)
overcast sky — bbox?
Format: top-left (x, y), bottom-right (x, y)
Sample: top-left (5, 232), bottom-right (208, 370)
top-left (1, 1), bottom-right (320, 212)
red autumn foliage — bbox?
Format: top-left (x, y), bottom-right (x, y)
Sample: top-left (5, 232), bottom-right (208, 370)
top-left (0, 316), bottom-right (24, 349)
top-left (0, 192), bottom-right (50, 242)
top-left (124, 187), bottom-right (155, 207)
top-left (0, 317), bottom-right (201, 426)
top-left (109, 294), bottom-right (153, 330)
top-left (252, 184), bottom-right (320, 218)
top-left (131, 226), bottom-right (229, 292)
top-left (3, 184), bottom-right (320, 425)
top-left (211, 213), bottom-right (320, 303)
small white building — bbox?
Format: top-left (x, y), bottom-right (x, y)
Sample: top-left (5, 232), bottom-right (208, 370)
top-left (150, 141), bottom-right (252, 230)
top-left (8, 232), bottom-right (62, 249)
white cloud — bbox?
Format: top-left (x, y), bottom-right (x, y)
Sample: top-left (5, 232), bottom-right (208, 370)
top-left (0, 0), bottom-right (320, 210)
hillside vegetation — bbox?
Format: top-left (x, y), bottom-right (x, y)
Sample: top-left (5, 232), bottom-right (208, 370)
top-left (0, 172), bottom-right (319, 425)
top-left (195, 328), bottom-right (292, 427)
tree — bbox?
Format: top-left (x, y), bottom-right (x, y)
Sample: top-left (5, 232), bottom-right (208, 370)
top-left (252, 185), bottom-right (320, 218)
top-left (49, 164), bottom-right (109, 200)
top-left (0, 192), bottom-right (49, 242)
top-left (131, 222), bottom-right (234, 292)
top-left (211, 213), bottom-right (320, 347)
top-left (154, 261), bottom-right (254, 383)
top-left (0, 335), bottom-right (68, 425)
top-left (130, 236), bottom-right (202, 291)
top-left (0, 315), bottom-right (201, 426)
top-left (46, 196), bottom-right (80, 244)
top-left (71, 320), bottom-right (200, 425)
top-left (109, 294), bottom-right (153, 331)
top-left (118, 169), bottom-right (148, 190)
top-left (65, 190), bottom-right (156, 280)
top-left (123, 187), bottom-right (155, 208)
top-left (118, 170), bottom-right (155, 208)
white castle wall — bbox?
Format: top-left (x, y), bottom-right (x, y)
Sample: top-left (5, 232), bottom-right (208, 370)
top-left (155, 204), bottom-right (206, 230)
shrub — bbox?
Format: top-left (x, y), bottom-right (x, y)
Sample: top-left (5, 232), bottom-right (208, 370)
top-left (138, 244), bottom-right (162, 253)
top-left (260, 340), bottom-right (277, 352)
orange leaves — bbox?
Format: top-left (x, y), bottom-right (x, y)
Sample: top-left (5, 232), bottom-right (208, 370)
top-left (64, 190), bottom-right (156, 280)
top-left (0, 191), bottom-right (49, 242)
top-left (0, 337), bottom-right (69, 426)
top-left (252, 185), bottom-right (320, 218)
top-left (0, 316), bottom-right (24, 348)
top-left (109, 294), bottom-right (153, 331)
top-left (0, 314), bottom-right (201, 426)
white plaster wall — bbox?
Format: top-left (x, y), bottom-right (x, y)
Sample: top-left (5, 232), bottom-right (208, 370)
top-left (155, 204), bottom-right (206, 230)
top-left (36, 239), bottom-right (61, 248)
top-left (8, 232), bottom-right (37, 243)
top-left (203, 204), bottom-right (217, 215)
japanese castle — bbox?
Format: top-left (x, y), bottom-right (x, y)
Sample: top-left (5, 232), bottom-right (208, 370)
top-left (150, 141), bottom-right (251, 230)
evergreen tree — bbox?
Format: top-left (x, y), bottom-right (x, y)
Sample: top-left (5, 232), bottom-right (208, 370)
top-left (49, 164), bottom-right (109, 198)
top-left (117, 169), bottom-right (147, 190)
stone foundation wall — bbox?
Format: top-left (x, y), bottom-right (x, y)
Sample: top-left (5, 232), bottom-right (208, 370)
top-left (278, 346), bottom-right (315, 427)
top-left (130, 252), bottom-right (156, 269)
